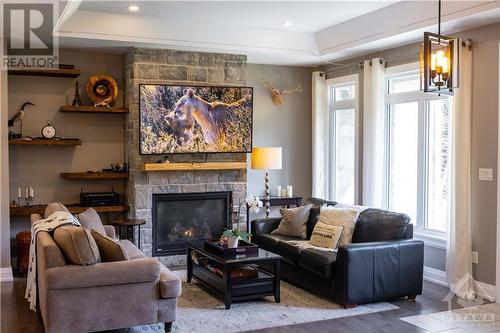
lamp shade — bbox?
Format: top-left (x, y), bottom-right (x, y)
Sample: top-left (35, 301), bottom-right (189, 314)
top-left (251, 147), bottom-right (282, 170)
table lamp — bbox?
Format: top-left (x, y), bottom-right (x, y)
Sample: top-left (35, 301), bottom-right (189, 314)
top-left (251, 147), bottom-right (282, 217)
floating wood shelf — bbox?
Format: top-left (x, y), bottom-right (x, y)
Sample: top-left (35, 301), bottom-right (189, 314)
top-left (9, 138), bottom-right (82, 146)
top-left (144, 162), bottom-right (247, 171)
top-left (10, 203), bottom-right (129, 216)
top-left (59, 105), bottom-right (129, 114)
top-left (61, 172), bottom-right (129, 180)
top-left (8, 68), bottom-right (81, 78)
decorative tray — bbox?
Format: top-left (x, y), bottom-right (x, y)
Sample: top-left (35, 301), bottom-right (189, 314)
top-left (204, 240), bottom-right (258, 258)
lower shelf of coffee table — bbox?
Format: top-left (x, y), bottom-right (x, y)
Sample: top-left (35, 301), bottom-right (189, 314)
top-left (192, 264), bottom-right (275, 298)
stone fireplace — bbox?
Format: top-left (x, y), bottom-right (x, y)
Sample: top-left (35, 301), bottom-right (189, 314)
top-left (123, 48), bottom-right (248, 269)
top-left (152, 191), bottom-right (232, 256)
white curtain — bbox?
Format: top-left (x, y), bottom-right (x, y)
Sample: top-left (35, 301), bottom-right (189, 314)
top-left (312, 71), bottom-right (329, 199)
top-left (362, 58), bottom-right (386, 208)
top-left (447, 43), bottom-right (475, 300)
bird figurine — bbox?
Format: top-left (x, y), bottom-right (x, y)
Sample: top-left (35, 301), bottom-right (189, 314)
top-left (8, 102), bottom-right (35, 138)
top-left (8, 102), bottom-right (35, 127)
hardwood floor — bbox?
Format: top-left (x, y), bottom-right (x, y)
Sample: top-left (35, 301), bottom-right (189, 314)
top-left (1, 278), bottom-right (463, 333)
top-left (245, 281), bottom-right (466, 333)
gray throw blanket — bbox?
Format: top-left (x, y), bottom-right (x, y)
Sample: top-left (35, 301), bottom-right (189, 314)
top-left (25, 211), bottom-right (80, 311)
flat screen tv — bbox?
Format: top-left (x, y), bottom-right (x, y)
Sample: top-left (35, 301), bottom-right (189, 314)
top-left (139, 84), bottom-right (253, 154)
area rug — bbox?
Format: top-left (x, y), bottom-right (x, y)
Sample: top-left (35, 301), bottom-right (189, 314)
top-left (115, 281), bottom-right (398, 333)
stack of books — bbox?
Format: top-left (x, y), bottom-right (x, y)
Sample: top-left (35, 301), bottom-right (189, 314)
top-left (191, 252), bottom-right (259, 280)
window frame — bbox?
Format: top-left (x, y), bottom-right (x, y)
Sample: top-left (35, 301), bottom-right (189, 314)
top-left (384, 63), bottom-right (449, 247)
top-left (326, 74), bottom-right (360, 204)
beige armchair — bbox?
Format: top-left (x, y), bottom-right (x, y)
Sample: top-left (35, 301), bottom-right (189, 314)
top-left (31, 213), bottom-right (181, 333)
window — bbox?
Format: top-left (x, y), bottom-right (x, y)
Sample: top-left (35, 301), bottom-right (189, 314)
top-left (387, 102), bottom-right (419, 223)
top-left (385, 64), bottom-right (452, 237)
top-left (327, 75), bottom-right (359, 204)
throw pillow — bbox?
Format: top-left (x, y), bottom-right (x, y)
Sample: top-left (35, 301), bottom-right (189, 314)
top-left (53, 226), bottom-right (100, 265)
top-left (318, 206), bottom-right (359, 247)
top-left (271, 204), bottom-right (313, 239)
top-left (77, 208), bottom-right (106, 235)
top-left (309, 222), bottom-right (344, 249)
top-left (91, 230), bottom-right (129, 262)
top-left (44, 202), bottom-right (70, 219)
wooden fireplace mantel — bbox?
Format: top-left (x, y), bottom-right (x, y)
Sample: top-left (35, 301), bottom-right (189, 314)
top-left (144, 161), bottom-right (247, 171)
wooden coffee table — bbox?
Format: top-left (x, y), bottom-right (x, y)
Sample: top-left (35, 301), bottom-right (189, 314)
top-left (187, 239), bottom-right (282, 309)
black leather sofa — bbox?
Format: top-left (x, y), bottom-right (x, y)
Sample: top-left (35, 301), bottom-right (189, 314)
top-left (251, 198), bottom-right (424, 307)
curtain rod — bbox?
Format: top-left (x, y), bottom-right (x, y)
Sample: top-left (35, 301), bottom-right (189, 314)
top-left (323, 37), bottom-right (472, 77)
top-left (323, 58), bottom-right (385, 77)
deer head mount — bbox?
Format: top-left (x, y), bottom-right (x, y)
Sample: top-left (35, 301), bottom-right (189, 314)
top-left (261, 80), bottom-right (303, 106)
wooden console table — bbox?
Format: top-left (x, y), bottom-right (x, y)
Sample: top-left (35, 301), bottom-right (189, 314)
top-left (246, 196), bottom-right (303, 233)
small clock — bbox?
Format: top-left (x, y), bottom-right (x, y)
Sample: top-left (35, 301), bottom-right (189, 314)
top-left (41, 121), bottom-right (56, 139)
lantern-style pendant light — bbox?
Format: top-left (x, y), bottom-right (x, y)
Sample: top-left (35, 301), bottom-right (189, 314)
top-left (420, 0), bottom-right (459, 95)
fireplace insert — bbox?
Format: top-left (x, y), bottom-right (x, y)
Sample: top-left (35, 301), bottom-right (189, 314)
top-left (152, 191), bottom-right (232, 256)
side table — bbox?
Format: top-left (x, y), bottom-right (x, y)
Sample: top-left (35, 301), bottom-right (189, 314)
top-left (16, 230), bottom-right (31, 275)
top-left (109, 218), bottom-right (146, 249)
top-left (246, 196), bottom-right (303, 233)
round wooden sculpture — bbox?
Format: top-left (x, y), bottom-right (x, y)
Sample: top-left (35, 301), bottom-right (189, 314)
top-left (86, 74), bottom-right (118, 107)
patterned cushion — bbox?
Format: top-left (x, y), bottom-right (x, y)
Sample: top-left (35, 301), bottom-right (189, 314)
top-left (309, 222), bottom-right (344, 249)
top-left (318, 207), bottom-right (359, 247)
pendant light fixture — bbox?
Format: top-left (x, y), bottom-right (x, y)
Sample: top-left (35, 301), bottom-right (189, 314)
top-left (420, 0), bottom-right (459, 95)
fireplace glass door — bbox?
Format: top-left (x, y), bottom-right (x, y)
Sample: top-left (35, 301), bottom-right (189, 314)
top-left (152, 191), bottom-right (232, 256)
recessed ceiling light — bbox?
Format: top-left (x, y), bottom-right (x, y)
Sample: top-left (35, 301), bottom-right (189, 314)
top-left (282, 21), bottom-right (292, 27)
top-left (129, 5), bottom-right (139, 12)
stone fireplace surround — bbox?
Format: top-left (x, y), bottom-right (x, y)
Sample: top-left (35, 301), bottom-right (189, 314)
top-left (124, 48), bottom-right (248, 269)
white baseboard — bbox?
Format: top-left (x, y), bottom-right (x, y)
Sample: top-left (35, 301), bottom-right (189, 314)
top-left (0, 267), bottom-right (13, 282)
top-left (423, 266), bottom-right (497, 301)
top-left (424, 266), bottom-right (448, 286)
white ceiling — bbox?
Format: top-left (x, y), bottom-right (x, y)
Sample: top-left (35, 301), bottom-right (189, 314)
top-left (78, 1), bottom-right (396, 33)
top-left (55, 0), bottom-right (500, 66)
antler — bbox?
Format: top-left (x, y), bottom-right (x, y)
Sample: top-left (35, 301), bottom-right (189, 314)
top-left (282, 85), bottom-right (303, 95)
top-left (261, 80), bottom-right (277, 92)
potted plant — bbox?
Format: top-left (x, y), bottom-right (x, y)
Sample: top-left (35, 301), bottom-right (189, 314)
top-left (222, 228), bottom-right (251, 248)
top-left (222, 195), bottom-right (262, 248)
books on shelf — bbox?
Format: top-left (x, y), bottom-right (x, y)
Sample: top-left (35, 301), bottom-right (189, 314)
top-left (192, 252), bottom-right (259, 280)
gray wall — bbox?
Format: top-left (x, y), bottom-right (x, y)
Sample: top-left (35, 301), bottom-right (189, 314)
top-left (6, 50), bottom-right (125, 268)
top-left (1, 68), bottom-right (10, 270)
top-left (322, 22), bottom-right (500, 284)
top-left (246, 64), bottom-right (313, 220)
top-left (467, 23), bottom-right (500, 285)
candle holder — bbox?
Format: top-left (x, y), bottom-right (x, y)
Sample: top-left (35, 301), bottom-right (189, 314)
top-left (25, 197), bottom-right (33, 207)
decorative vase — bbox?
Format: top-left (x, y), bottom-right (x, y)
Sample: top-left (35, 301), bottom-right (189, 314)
top-left (227, 236), bottom-right (240, 248)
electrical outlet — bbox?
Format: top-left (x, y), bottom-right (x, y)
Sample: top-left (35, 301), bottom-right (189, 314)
top-left (472, 251), bottom-right (479, 264)
top-left (479, 168), bottom-right (493, 181)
